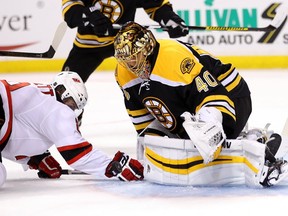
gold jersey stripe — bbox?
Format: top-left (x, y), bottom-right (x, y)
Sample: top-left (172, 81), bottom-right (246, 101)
top-left (217, 67), bottom-right (235, 82)
top-left (134, 121), bottom-right (151, 131)
top-left (226, 74), bottom-right (241, 92)
top-left (195, 95), bottom-right (235, 112)
top-left (74, 40), bottom-right (114, 48)
top-left (215, 106), bottom-right (236, 121)
top-left (73, 33), bottom-right (115, 48)
top-left (127, 108), bottom-right (150, 116)
top-left (76, 33), bottom-right (115, 42)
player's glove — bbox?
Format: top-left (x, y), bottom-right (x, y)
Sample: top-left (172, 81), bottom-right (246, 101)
top-left (83, 6), bottom-right (113, 36)
top-left (160, 14), bottom-right (189, 38)
top-left (105, 151), bottom-right (144, 181)
top-left (28, 151), bottom-right (62, 179)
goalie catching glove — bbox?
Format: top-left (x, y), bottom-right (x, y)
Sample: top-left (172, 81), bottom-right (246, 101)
top-left (105, 151), bottom-right (144, 181)
top-left (28, 151), bottom-right (62, 179)
top-left (181, 107), bottom-right (226, 164)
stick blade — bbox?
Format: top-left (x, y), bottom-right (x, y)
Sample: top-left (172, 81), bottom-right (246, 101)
top-left (42, 22), bottom-right (67, 58)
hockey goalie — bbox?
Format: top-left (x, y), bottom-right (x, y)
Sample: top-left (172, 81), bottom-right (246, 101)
top-left (113, 22), bottom-right (288, 188)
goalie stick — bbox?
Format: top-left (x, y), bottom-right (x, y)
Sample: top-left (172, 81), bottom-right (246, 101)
top-left (113, 4), bottom-right (287, 32)
top-left (0, 22), bottom-right (67, 58)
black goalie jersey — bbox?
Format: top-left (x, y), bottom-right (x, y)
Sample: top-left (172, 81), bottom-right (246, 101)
top-left (115, 39), bottom-right (251, 139)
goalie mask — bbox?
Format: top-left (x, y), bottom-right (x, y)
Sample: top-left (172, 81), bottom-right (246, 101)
top-left (114, 21), bottom-right (156, 79)
top-left (52, 71), bottom-right (88, 110)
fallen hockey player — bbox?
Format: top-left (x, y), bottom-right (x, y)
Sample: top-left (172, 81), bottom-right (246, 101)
top-left (0, 72), bottom-right (143, 188)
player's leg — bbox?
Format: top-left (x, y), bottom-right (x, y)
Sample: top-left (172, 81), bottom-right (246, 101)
top-left (62, 44), bottom-right (114, 82)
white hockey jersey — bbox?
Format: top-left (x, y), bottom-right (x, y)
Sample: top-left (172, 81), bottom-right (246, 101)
top-left (0, 80), bottom-right (111, 178)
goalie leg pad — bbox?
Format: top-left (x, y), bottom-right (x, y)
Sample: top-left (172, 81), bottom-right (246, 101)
top-left (143, 135), bottom-right (280, 187)
top-left (137, 119), bottom-right (179, 161)
top-left (242, 140), bottom-right (266, 187)
top-left (143, 135), bottom-right (246, 186)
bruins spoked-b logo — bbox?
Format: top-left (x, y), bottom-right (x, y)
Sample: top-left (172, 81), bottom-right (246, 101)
top-left (180, 57), bottom-right (195, 74)
top-left (94, 0), bottom-right (123, 23)
top-left (143, 97), bottom-right (176, 130)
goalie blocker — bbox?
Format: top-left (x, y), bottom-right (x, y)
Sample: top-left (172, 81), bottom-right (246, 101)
top-left (137, 134), bottom-right (288, 187)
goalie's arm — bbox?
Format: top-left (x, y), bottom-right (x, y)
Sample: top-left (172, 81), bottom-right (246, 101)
top-left (181, 73), bottom-right (237, 163)
top-left (184, 69), bottom-right (237, 139)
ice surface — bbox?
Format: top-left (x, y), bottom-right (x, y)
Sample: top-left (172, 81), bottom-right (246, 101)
top-left (1, 69), bottom-right (288, 216)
